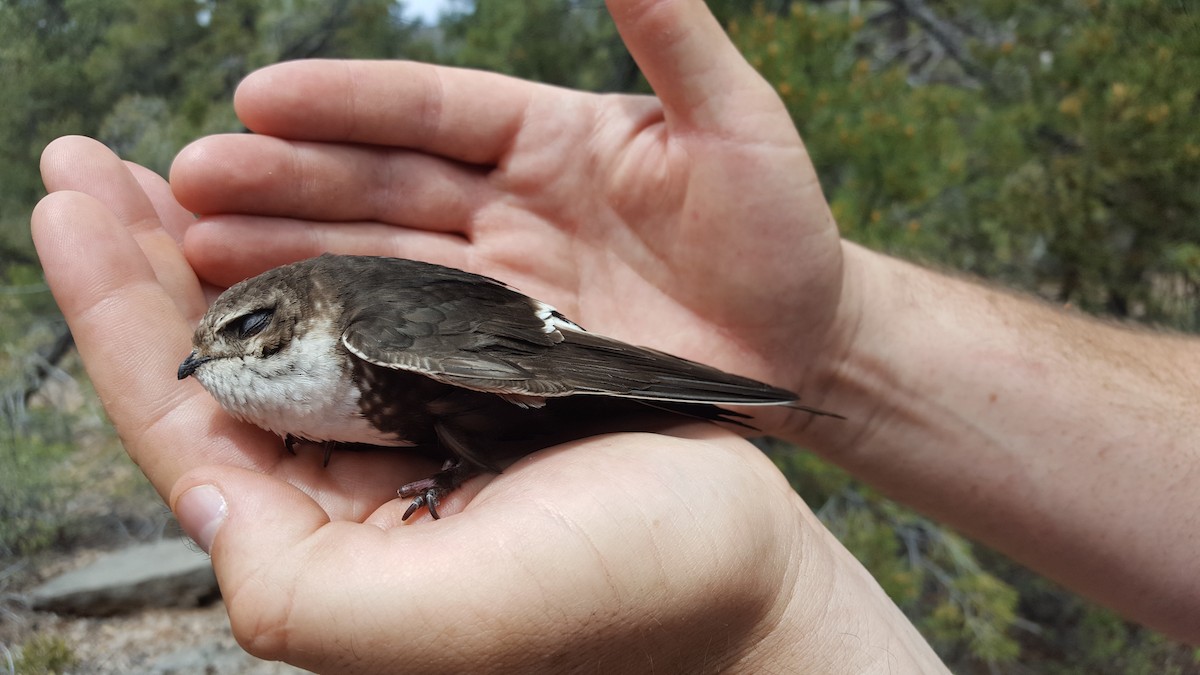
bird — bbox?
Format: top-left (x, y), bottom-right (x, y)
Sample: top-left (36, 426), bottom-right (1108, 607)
top-left (177, 254), bottom-right (842, 520)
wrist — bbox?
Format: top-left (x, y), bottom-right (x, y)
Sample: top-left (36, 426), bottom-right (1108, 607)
top-left (773, 240), bottom-right (886, 448)
top-left (728, 493), bottom-right (947, 674)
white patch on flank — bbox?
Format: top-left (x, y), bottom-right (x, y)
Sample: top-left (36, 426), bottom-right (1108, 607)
top-left (193, 316), bottom-right (413, 446)
top-left (533, 300), bottom-right (584, 334)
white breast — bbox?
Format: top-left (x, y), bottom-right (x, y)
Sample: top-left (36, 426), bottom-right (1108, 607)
top-left (194, 318), bottom-right (413, 447)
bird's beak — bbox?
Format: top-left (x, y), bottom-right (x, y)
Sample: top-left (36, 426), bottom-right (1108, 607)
top-left (177, 351), bottom-right (212, 380)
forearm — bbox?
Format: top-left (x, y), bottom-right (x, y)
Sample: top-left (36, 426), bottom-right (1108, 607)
top-left (795, 242), bottom-right (1200, 642)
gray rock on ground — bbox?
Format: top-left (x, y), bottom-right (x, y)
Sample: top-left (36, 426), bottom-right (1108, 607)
top-left (29, 538), bottom-right (218, 616)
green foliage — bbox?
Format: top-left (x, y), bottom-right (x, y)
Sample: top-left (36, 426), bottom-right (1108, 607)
top-left (13, 634), bottom-right (78, 675)
top-left (772, 442), bottom-right (1200, 671)
top-left (0, 0), bottom-right (432, 553)
top-left (0, 305), bottom-right (79, 557)
top-left (735, 1), bottom-right (1200, 326)
top-left (441, 0), bottom-right (633, 91)
top-left (0, 0), bottom-right (427, 257)
top-left (1043, 607), bottom-right (1199, 675)
top-left (0, 257), bottom-right (83, 557)
top-left (963, 0), bottom-right (1200, 322)
top-left (0, 411), bottom-right (77, 557)
top-left (998, 555), bottom-right (1200, 675)
top-left (769, 444), bottom-right (1021, 667)
top-left (1, 1), bottom-right (1195, 671)
top-left (748, 3), bottom-right (1198, 668)
top-left (732, 5), bottom-right (972, 255)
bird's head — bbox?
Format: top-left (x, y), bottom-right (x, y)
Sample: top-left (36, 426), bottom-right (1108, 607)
top-left (177, 267), bottom-right (310, 384)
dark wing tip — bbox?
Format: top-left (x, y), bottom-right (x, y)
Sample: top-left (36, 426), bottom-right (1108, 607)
top-left (787, 403), bottom-right (846, 420)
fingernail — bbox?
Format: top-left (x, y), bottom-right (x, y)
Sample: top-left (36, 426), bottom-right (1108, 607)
top-left (176, 485), bottom-right (226, 554)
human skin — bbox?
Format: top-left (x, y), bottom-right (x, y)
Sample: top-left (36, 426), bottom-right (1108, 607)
top-left (171, 0), bottom-right (1200, 643)
top-left (31, 0), bottom-right (952, 668)
top-left (34, 137), bottom-right (946, 673)
top-left (32, 0), bottom-right (1200, 672)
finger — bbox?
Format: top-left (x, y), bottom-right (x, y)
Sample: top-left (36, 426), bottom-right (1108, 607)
top-left (608, 0), bottom-right (792, 138)
top-left (33, 194), bottom-right (437, 509)
top-left (125, 161), bottom-right (195, 245)
top-left (170, 134), bottom-right (488, 233)
top-left (233, 60), bottom-right (544, 165)
top-left (170, 466), bottom-right (334, 665)
top-left (31, 189), bottom-right (273, 498)
top-left (176, 431), bottom-right (790, 673)
top-left (40, 136), bottom-right (208, 322)
top-left (171, 465), bottom-right (454, 671)
top-left (123, 161), bottom-right (232, 315)
top-left (40, 137), bottom-right (156, 228)
top-left (183, 217), bottom-right (471, 288)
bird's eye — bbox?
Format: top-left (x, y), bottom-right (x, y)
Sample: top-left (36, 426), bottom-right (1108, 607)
top-left (225, 308), bottom-right (274, 340)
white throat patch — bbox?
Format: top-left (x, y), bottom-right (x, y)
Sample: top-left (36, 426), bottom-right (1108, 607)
top-left (193, 316), bottom-right (412, 446)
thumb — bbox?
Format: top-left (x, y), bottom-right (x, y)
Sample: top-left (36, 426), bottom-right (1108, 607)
top-left (608, 0), bottom-right (791, 139)
top-left (170, 465), bottom-right (501, 673)
top-left (171, 467), bottom-right (332, 664)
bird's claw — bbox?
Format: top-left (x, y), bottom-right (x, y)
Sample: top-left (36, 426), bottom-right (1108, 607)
top-left (398, 459), bottom-right (479, 521)
top-left (400, 484), bottom-right (444, 520)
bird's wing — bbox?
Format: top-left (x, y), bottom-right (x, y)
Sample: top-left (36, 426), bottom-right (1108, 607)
top-left (338, 258), bottom-right (581, 396)
top-left (336, 259), bottom-right (799, 405)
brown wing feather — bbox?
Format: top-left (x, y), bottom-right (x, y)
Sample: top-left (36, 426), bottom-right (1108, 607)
top-left (327, 254), bottom-right (808, 407)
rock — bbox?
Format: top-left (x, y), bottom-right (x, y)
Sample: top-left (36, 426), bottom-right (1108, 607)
top-left (30, 539), bottom-right (218, 616)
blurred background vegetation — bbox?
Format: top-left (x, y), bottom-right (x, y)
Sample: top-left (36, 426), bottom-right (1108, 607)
top-left (1, 0), bottom-right (1197, 672)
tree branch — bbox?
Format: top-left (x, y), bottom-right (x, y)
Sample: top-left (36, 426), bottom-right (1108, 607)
top-left (886, 0), bottom-right (995, 91)
top-left (22, 326), bottom-right (75, 406)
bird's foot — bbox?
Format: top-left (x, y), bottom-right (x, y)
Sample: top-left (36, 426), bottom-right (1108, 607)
top-left (283, 435), bottom-right (339, 466)
top-left (399, 485), bottom-right (444, 520)
top-left (398, 459), bottom-right (479, 521)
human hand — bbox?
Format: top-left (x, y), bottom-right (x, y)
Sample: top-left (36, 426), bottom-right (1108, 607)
top-left (33, 138), bottom-right (941, 673)
top-left (171, 0), bottom-right (847, 440)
